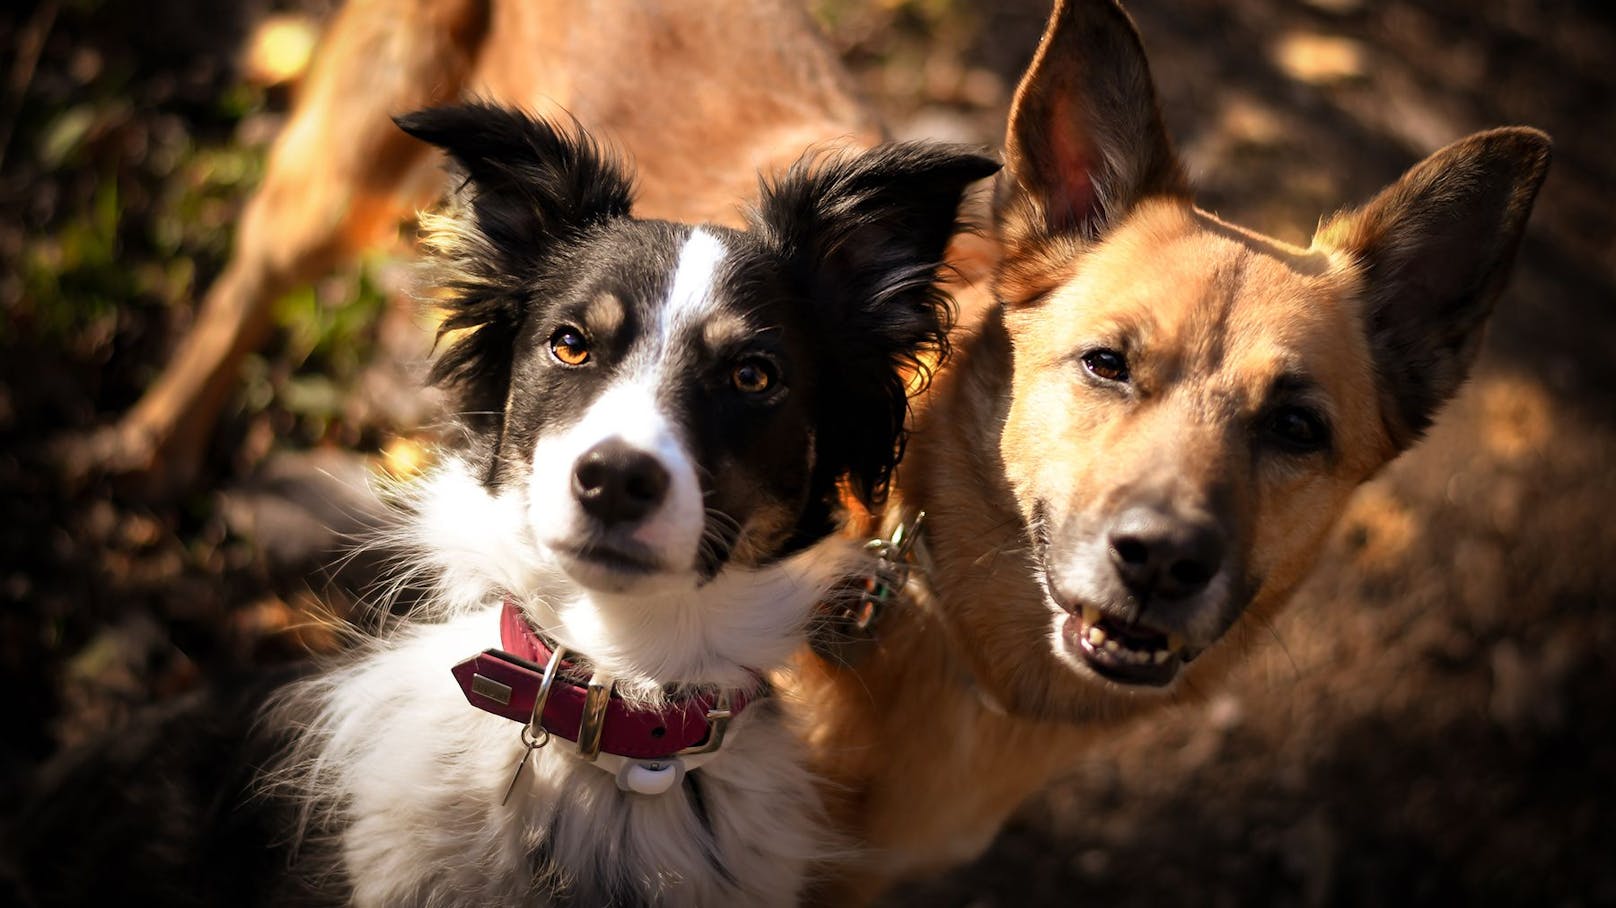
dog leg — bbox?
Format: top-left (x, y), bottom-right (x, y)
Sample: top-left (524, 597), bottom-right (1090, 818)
top-left (65, 0), bottom-right (487, 496)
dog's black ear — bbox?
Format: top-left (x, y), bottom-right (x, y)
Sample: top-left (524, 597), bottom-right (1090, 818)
top-left (395, 102), bottom-right (635, 260)
top-left (752, 142), bottom-right (999, 506)
top-left (395, 103), bottom-right (635, 432)
top-left (993, 0), bottom-right (1188, 304)
top-left (1315, 127), bottom-right (1551, 451)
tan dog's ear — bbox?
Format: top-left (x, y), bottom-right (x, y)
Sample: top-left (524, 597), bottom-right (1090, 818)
top-left (1316, 128), bottom-right (1551, 451)
top-left (993, 0), bottom-right (1187, 302)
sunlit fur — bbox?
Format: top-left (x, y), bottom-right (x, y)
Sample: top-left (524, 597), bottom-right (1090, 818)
top-left (796, 1), bottom-right (1550, 903)
top-left (262, 104), bottom-right (994, 906)
top-left (269, 469), bottom-right (857, 905)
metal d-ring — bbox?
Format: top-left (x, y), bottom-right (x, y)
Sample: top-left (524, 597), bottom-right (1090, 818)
top-left (524, 643), bottom-right (569, 749)
top-left (503, 643), bottom-right (568, 805)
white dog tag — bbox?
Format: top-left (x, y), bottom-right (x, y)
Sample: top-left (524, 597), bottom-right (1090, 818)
top-left (616, 758), bottom-right (684, 795)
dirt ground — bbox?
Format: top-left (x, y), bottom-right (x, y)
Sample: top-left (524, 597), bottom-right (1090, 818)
top-left (2, 0), bottom-right (1613, 905)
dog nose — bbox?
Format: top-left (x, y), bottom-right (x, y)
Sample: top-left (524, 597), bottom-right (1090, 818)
top-left (572, 440), bottom-right (670, 525)
top-left (1107, 507), bottom-right (1225, 601)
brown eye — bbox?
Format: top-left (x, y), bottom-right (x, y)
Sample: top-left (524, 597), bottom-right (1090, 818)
top-left (1081, 348), bottom-right (1129, 383)
top-left (731, 359), bottom-right (775, 394)
top-left (1263, 405), bottom-right (1331, 454)
top-left (550, 327), bottom-right (589, 366)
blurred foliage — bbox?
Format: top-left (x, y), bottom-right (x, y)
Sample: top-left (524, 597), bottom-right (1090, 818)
top-left (1, 1), bottom-right (383, 456)
top-left (260, 261), bottom-right (389, 445)
top-left (13, 100), bottom-right (264, 349)
top-left (16, 168), bottom-right (124, 344)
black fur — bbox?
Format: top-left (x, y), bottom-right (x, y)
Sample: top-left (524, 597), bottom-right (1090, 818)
top-left (394, 102), bottom-right (637, 441)
top-left (401, 105), bottom-right (996, 560)
top-left (750, 143), bottom-right (1000, 507)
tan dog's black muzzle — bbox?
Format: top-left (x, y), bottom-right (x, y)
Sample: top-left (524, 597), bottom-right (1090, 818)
top-left (1105, 504), bottom-right (1226, 603)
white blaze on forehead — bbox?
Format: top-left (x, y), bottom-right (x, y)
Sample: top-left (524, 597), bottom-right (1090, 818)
top-left (657, 227), bottom-right (728, 349)
top-left (525, 229), bottom-right (729, 580)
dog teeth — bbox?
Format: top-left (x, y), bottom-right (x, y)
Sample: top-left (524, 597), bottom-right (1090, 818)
top-left (1113, 645), bottom-right (1151, 665)
top-left (1077, 609), bottom-right (1183, 668)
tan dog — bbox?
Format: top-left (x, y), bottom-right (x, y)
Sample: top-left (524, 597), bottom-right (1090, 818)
top-left (795, 0), bottom-right (1550, 901)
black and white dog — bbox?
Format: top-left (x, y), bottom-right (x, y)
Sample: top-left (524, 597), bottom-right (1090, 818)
top-left (13, 104), bottom-right (994, 906)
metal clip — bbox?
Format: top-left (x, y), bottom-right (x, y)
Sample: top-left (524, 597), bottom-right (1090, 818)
top-left (674, 690), bottom-right (735, 757)
top-left (854, 510), bottom-right (925, 631)
top-left (808, 512), bottom-right (925, 665)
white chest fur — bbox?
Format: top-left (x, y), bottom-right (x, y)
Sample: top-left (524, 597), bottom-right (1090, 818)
top-left (278, 607), bottom-right (826, 907)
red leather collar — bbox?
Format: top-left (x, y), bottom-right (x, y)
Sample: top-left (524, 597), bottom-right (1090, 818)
top-left (451, 600), bottom-right (756, 760)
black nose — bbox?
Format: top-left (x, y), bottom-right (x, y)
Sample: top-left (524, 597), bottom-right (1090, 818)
top-left (1107, 506), bottom-right (1225, 602)
top-left (571, 440), bottom-right (670, 525)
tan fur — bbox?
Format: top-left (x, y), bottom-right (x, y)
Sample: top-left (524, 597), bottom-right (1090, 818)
top-left (794, 1), bottom-right (1549, 902)
top-left (799, 209), bottom-right (1390, 902)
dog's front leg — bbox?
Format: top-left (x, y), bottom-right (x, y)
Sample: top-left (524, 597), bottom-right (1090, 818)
top-left (64, 0), bottom-right (486, 495)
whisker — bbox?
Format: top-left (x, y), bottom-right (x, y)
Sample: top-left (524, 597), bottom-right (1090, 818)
top-left (703, 506), bottom-right (743, 534)
top-left (1254, 613), bottom-right (1302, 681)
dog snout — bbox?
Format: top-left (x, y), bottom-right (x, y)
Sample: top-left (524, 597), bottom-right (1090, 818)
top-left (1107, 506), bottom-right (1225, 602)
top-left (572, 439), bottom-right (670, 525)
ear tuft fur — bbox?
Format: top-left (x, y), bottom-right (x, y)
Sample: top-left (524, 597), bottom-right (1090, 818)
top-left (395, 103), bottom-right (636, 436)
top-left (751, 142), bottom-right (1000, 506)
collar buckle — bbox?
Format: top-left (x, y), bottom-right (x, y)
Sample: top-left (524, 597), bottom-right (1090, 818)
top-left (453, 601), bottom-right (762, 795)
top-left (674, 690), bottom-right (735, 756)
top-left (575, 673), bottom-right (613, 761)
top-left (859, 509), bottom-right (925, 628)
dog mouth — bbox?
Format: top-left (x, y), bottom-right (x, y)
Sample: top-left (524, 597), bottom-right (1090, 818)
top-left (1060, 605), bottom-right (1191, 688)
top-left (554, 540), bottom-right (663, 578)
top-left (1031, 501), bottom-right (1211, 687)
